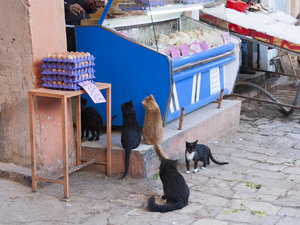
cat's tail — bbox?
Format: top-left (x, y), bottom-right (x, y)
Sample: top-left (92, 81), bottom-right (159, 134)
top-left (154, 144), bottom-right (168, 159)
top-left (120, 148), bottom-right (131, 179)
top-left (147, 196), bottom-right (186, 213)
top-left (209, 154), bottom-right (229, 165)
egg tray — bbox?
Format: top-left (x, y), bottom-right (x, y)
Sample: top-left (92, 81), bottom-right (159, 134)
top-left (42, 77), bottom-right (95, 91)
top-left (42, 55), bottom-right (95, 70)
top-left (42, 72), bottom-right (95, 83)
top-left (42, 67), bottom-right (95, 76)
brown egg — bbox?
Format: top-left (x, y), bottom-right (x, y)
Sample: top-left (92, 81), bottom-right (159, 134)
top-left (61, 54), bottom-right (66, 60)
top-left (57, 80), bottom-right (62, 86)
top-left (62, 69), bottom-right (65, 74)
top-left (57, 69), bottom-right (61, 73)
top-left (45, 75), bottom-right (49, 79)
top-left (67, 70), bottom-right (71, 74)
top-left (72, 63), bottom-right (75, 68)
top-left (61, 62), bottom-right (64, 67)
top-left (86, 52), bottom-right (91, 57)
top-left (67, 55), bottom-right (73, 61)
top-left (51, 54), bottom-right (56, 60)
top-left (67, 82), bottom-right (70, 87)
top-left (51, 75), bottom-right (54, 79)
top-left (62, 81), bottom-right (65, 86)
top-left (61, 75), bottom-right (64, 80)
top-left (56, 62), bottom-right (59, 67)
top-left (50, 62), bottom-right (54, 66)
top-left (52, 80), bottom-right (57, 86)
top-left (56, 75), bottom-right (59, 79)
top-left (72, 77), bottom-right (75, 81)
top-left (45, 62), bottom-right (49, 66)
top-left (46, 53), bottom-right (52, 59)
top-left (52, 68), bottom-right (56, 73)
top-left (66, 75), bottom-right (70, 80)
top-left (66, 63), bottom-right (70, 67)
top-left (47, 81), bottom-right (50, 85)
top-left (46, 68), bottom-right (50, 73)
top-left (57, 53), bottom-right (62, 59)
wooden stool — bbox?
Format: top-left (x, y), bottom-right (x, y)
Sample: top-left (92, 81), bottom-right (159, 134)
top-left (28, 82), bottom-right (111, 198)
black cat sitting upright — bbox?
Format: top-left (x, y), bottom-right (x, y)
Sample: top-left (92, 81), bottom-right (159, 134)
top-left (81, 97), bottom-right (103, 141)
top-left (185, 140), bottom-right (228, 173)
top-left (120, 100), bottom-right (141, 179)
top-left (147, 159), bottom-right (190, 213)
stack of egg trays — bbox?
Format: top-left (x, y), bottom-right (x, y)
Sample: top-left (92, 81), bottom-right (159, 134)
top-left (41, 55), bottom-right (95, 91)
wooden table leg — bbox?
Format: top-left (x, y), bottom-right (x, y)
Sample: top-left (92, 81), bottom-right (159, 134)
top-left (62, 98), bottom-right (69, 198)
top-left (106, 87), bottom-right (111, 176)
top-left (29, 94), bottom-right (37, 192)
top-left (76, 96), bottom-right (81, 166)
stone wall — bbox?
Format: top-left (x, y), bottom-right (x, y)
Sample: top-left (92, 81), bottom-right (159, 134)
top-left (0, 0), bottom-right (34, 167)
top-left (0, 0), bottom-right (76, 177)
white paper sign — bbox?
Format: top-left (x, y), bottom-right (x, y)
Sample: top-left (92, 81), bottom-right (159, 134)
top-left (78, 81), bottom-right (106, 104)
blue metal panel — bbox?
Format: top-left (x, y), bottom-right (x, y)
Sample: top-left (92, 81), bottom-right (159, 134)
top-left (75, 26), bottom-right (172, 126)
top-left (167, 55), bottom-right (235, 123)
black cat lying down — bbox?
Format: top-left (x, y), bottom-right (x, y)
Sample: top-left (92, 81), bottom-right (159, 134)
top-left (185, 140), bottom-right (228, 173)
top-left (147, 159), bottom-right (189, 213)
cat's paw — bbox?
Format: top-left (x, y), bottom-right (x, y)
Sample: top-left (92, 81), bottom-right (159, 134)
top-left (186, 170), bottom-right (191, 174)
top-left (201, 167), bottom-right (206, 170)
top-left (193, 168), bottom-right (198, 173)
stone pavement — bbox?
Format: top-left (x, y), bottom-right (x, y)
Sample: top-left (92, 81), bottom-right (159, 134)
top-left (1, 108), bottom-right (300, 224)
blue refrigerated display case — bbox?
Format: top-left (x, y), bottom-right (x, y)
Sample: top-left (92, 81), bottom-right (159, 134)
top-left (75, 0), bottom-right (239, 126)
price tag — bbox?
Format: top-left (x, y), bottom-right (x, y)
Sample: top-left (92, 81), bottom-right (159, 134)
top-left (180, 44), bottom-right (190, 56)
top-left (170, 46), bottom-right (181, 59)
top-left (161, 50), bottom-right (170, 56)
top-left (78, 81), bottom-right (106, 104)
top-left (118, 31), bottom-right (128, 37)
top-left (190, 40), bottom-right (200, 53)
top-left (200, 40), bottom-right (208, 51)
top-left (222, 32), bottom-right (230, 44)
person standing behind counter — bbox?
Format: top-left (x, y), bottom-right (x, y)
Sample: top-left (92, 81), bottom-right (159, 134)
top-left (65, 0), bottom-right (107, 51)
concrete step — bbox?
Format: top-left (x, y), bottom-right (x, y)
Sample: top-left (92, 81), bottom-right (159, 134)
top-left (81, 100), bottom-right (241, 178)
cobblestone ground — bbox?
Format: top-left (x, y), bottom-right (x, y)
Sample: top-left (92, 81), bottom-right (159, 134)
top-left (1, 85), bottom-right (300, 224)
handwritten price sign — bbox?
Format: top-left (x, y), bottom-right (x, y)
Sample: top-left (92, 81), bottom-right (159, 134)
top-left (180, 44), bottom-right (190, 56)
top-left (170, 46), bottom-right (181, 59)
top-left (200, 40), bottom-right (208, 51)
top-left (78, 81), bottom-right (106, 104)
top-left (222, 32), bottom-right (230, 44)
top-left (190, 40), bottom-right (200, 53)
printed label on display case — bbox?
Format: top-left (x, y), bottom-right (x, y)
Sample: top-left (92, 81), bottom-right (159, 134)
top-left (190, 41), bottom-right (200, 53)
top-left (180, 44), bottom-right (190, 56)
top-left (78, 81), bottom-right (106, 104)
top-left (199, 41), bottom-right (208, 51)
top-left (222, 32), bottom-right (230, 44)
top-left (170, 46), bottom-right (181, 59)
top-left (210, 67), bottom-right (221, 95)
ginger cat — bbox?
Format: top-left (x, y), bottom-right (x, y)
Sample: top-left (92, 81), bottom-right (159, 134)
top-left (142, 94), bottom-right (167, 159)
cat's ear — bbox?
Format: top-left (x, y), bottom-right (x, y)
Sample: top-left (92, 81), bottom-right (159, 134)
top-left (150, 94), bottom-right (155, 100)
top-left (120, 103), bottom-right (123, 108)
top-left (195, 140), bottom-right (198, 144)
top-left (129, 100), bottom-right (133, 106)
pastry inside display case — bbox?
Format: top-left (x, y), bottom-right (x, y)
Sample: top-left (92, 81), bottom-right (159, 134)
top-left (102, 0), bottom-right (229, 56)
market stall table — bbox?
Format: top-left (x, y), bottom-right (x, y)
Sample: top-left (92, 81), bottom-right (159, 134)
top-left (29, 82), bottom-right (111, 198)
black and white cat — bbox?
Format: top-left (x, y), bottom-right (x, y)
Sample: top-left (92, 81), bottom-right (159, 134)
top-left (147, 159), bottom-right (190, 213)
top-left (120, 100), bottom-right (141, 179)
top-left (185, 140), bottom-right (228, 173)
